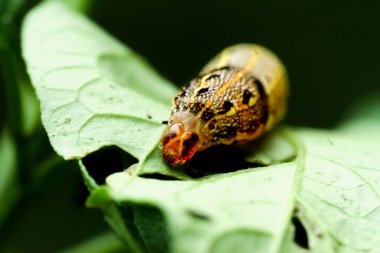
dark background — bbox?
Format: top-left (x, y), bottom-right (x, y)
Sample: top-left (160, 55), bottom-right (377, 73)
top-left (92, 0), bottom-right (380, 128)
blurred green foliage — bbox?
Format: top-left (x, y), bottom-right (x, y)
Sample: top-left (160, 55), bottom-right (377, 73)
top-left (0, 0), bottom-right (123, 252)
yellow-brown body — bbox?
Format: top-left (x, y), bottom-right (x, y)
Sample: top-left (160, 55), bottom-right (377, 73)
top-left (162, 44), bottom-right (288, 165)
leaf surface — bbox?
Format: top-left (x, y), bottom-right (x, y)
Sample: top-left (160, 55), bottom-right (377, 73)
top-left (89, 162), bottom-right (301, 253)
top-left (22, 1), bottom-right (177, 167)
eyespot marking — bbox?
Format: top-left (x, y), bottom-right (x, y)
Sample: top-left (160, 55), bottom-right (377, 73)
top-left (208, 119), bottom-right (216, 130)
top-left (254, 79), bottom-right (266, 98)
top-left (201, 108), bottom-right (215, 121)
top-left (197, 87), bottom-right (209, 94)
top-left (190, 102), bottom-right (204, 114)
top-left (242, 89), bottom-right (252, 105)
top-left (221, 101), bottom-right (233, 114)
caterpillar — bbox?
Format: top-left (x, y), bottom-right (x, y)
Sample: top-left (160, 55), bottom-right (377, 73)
top-left (161, 44), bottom-right (288, 165)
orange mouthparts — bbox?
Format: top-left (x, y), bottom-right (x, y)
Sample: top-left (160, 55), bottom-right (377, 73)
top-left (161, 123), bottom-right (199, 165)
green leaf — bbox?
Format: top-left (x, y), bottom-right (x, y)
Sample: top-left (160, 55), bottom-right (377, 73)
top-left (22, 1), bottom-right (380, 253)
top-left (22, 1), bottom-right (176, 167)
top-left (58, 232), bottom-right (125, 253)
top-left (85, 161), bottom-right (301, 253)
top-left (295, 128), bottom-right (380, 253)
top-left (0, 129), bottom-right (19, 226)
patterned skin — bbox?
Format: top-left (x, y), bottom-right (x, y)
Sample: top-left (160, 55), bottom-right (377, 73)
top-left (162, 44), bottom-right (288, 165)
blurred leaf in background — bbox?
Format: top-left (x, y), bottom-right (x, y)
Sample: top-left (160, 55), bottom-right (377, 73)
top-left (0, 0), bottom-right (125, 252)
top-left (0, 129), bottom-right (18, 226)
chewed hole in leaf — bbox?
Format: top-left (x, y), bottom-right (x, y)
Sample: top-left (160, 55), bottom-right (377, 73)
top-left (140, 173), bottom-right (180, 180)
top-left (291, 216), bottom-right (309, 249)
top-left (186, 209), bottom-right (212, 222)
top-left (82, 146), bottom-right (138, 184)
top-left (184, 145), bottom-right (263, 178)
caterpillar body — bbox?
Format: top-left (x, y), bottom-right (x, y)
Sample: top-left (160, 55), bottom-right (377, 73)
top-left (161, 44), bottom-right (288, 165)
